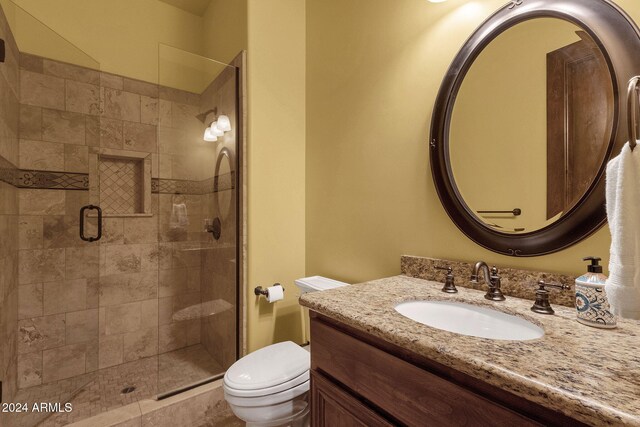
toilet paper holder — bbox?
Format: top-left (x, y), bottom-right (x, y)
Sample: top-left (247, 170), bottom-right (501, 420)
top-left (254, 284), bottom-right (285, 297)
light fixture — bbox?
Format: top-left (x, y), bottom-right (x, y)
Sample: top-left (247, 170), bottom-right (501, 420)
top-left (216, 115), bottom-right (231, 132)
top-left (428, 0), bottom-right (447, 2)
top-left (203, 127), bottom-right (218, 142)
top-left (210, 122), bottom-right (224, 137)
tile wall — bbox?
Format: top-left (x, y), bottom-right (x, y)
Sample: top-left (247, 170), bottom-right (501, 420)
top-left (13, 51), bottom-right (238, 395)
top-left (0, 2), bottom-right (21, 423)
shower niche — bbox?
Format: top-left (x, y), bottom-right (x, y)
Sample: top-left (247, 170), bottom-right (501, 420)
top-left (89, 148), bottom-right (153, 217)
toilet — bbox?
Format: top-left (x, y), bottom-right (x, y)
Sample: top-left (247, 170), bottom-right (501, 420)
top-left (223, 276), bottom-right (349, 426)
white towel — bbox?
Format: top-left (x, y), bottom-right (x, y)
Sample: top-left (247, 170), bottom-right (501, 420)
top-left (605, 141), bottom-right (640, 319)
top-left (170, 203), bottom-right (189, 229)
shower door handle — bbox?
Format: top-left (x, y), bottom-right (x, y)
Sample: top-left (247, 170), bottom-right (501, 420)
top-left (79, 205), bottom-right (102, 242)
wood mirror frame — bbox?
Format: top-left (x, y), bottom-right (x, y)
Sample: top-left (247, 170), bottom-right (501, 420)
top-left (430, 0), bottom-right (640, 257)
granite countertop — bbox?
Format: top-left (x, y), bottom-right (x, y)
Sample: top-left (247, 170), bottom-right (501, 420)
top-left (299, 275), bottom-right (640, 427)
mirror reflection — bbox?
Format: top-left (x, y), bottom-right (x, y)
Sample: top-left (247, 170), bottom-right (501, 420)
top-left (449, 18), bottom-right (613, 234)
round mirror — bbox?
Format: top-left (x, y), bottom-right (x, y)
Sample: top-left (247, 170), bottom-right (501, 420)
top-left (430, 0), bottom-right (640, 256)
top-left (449, 18), bottom-right (613, 234)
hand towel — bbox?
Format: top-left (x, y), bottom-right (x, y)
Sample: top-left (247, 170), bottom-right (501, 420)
top-left (605, 141), bottom-right (640, 319)
top-left (170, 203), bottom-right (189, 229)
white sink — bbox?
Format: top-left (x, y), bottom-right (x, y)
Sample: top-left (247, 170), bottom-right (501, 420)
top-left (394, 301), bottom-right (544, 341)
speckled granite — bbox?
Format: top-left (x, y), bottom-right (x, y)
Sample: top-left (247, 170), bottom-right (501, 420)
top-left (402, 255), bottom-right (576, 308)
top-left (300, 276), bottom-right (640, 426)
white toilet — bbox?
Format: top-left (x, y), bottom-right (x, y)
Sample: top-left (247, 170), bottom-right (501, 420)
top-left (223, 276), bottom-right (348, 426)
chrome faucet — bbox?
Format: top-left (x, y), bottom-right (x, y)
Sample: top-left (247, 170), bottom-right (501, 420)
top-left (470, 261), bottom-right (505, 301)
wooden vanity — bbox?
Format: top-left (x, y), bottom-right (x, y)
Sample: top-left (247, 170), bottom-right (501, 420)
top-left (300, 275), bottom-right (640, 427)
top-left (309, 312), bottom-right (584, 426)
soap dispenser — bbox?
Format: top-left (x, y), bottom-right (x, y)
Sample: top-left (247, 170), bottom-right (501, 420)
top-left (575, 257), bottom-right (616, 328)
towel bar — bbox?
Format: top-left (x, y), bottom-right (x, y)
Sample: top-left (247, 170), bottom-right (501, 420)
top-left (627, 76), bottom-right (640, 151)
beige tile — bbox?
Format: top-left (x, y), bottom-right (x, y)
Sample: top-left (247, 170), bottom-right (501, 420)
top-left (42, 343), bottom-right (87, 383)
top-left (19, 248), bottom-right (65, 284)
top-left (171, 103), bottom-right (199, 131)
top-left (65, 246), bottom-right (100, 279)
top-left (19, 139), bottom-right (64, 171)
top-left (65, 190), bottom-right (90, 215)
top-left (123, 121), bottom-right (157, 153)
top-left (18, 283), bottom-right (43, 319)
top-left (85, 115), bottom-right (100, 146)
top-left (17, 351), bottom-right (42, 388)
top-left (99, 117), bottom-right (124, 149)
top-left (43, 59), bottom-right (100, 85)
top-left (158, 323), bottom-right (187, 353)
top-left (66, 309), bottom-right (98, 344)
top-left (20, 53), bottom-right (43, 73)
top-left (102, 88), bottom-right (140, 122)
top-left (123, 327), bottom-right (158, 362)
top-left (19, 215), bottom-right (43, 249)
top-left (100, 72), bottom-right (124, 90)
top-left (43, 279), bottom-right (87, 315)
top-left (42, 108), bottom-right (86, 145)
top-left (99, 334), bottom-right (123, 369)
top-left (103, 244), bottom-right (142, 275)
top-left (19, 189), bottom-right (66, 215)
top-left (124, 217), bottom-right (158, 244)
top-left (141, 96), bottom-right (158, 126)
top-left (99, 270), bottom-right (158, 307)
top-left (102, 217), bottom-right (124, 244)
top-left (140, 299), bottom-right (158, 329)
top-left (105, 301), bottom-right (141, 335)
top-left (19, 104), bottom-right (42, 140)
top-left (123, 78), bottom-right (158, 98)
top-left (43, 215), bottom-right (81, 248)
top-left (20, 70), bottom-right (65, 110)
top-left (186, 319), bottom-right (200, 346)
top-left (140, 244), bottom-right (159, 272)
top-left (158, 297), bottom-right (172, 326)
top-left (86, 277), bottom-right (100, 309)
top-left (65, 144), bottom-right (89, 173)
top-left (158, 100), bottom-right (172, 127)
top-left (66, 80), bottom-right (100, 115)
top-left (86, 340), bottom-right (99, 372)
top-left (18, 314), bottom-right (65, 353)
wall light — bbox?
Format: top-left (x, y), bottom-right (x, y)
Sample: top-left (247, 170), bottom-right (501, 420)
top-left (201, 113), bottom-right (232, 143)
top-left (210, 122), bottom-right (225, 137)
top-left (428, 0), bottom-right (447, 2)
top-left (217, 115), bottom-right (231, 132)
top-left (204, 127), bottom-right (218, 142)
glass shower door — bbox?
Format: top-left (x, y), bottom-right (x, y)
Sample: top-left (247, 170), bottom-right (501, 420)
top-left (156, 44), bottom-right (240, 396)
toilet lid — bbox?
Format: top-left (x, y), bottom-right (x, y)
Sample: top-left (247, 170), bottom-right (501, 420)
top-left (224, 341), bottom-right (310, 391)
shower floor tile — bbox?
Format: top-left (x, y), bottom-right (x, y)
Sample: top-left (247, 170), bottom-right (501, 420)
top-left (9, 344), bottom-right (226, 427)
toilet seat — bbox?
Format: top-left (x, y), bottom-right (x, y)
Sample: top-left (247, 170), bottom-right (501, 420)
top-left (223, 341), bottom-right (310, 395)
top-left (224, 370), bottom-right (309, 398)
top-left (224, 379), bottom-right (310, 407)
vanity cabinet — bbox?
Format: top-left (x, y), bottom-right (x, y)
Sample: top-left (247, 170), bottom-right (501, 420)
top-left (309, 313), bottom-right (585, 427)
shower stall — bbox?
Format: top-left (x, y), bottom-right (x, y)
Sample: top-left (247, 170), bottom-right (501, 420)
top-left (0, 3), bottom-right (244, 426)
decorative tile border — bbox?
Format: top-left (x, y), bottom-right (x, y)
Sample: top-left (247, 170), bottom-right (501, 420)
top-left (16, 170), bottom-right (89, 190)
top-left (152, 172), bottom-right (235, 195)
top-left (401, 255), bottom-right (576, 308)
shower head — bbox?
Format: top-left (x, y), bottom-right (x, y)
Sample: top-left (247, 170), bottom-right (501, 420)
top-left (196, 108), bottom-right (217, 124)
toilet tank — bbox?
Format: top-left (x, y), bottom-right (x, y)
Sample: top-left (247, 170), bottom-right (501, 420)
top-left (294, 276), bottom-right (349, 294)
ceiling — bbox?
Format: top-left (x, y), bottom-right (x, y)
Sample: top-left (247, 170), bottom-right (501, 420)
top-left (157, 0), bottom-right (212, 16)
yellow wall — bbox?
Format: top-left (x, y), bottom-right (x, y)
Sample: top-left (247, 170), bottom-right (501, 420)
top-left (203, 0), bottom-right (248, 65)
top-left (305, 0), bottom-right (640, 283)
top-left (7, 0), bottom-right (204, 83)
top-left (246, 0), bottom-right (307, 352)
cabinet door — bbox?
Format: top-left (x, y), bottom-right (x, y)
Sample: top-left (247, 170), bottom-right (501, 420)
top-left (311, 371), bottom-right (394, 427)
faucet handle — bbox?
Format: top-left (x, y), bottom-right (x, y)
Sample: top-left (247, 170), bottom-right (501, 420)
top-left (534, 279), bottom-right (570, 292)
top-left (435, 266), bottom-right (457, 293)
top-left (530, 280), bottom-right (569, 315)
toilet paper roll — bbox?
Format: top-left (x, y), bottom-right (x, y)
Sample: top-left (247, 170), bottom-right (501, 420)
top-left (266, 285), bottom-right (284, 303)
